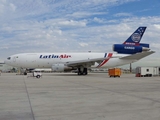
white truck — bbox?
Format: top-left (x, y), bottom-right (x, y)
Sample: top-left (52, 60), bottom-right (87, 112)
top-left (33, 71), bottom-right (42, 78)
top-left (136, 67), bottom-right (160, 77)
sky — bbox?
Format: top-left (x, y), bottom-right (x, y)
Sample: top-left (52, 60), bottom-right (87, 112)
top-left (0, 0), bottom-right (160, 68)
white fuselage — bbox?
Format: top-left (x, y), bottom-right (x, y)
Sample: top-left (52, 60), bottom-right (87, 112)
top-left (5, 52), bottom-right (136, 69)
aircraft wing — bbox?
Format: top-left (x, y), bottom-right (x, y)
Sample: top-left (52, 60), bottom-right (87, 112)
top-left (65, 57), bottom-right (110, 67)
top-left (120, 51), bottom-right (155, 60)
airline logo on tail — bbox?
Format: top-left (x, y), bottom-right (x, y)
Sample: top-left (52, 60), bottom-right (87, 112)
top-left (123, 27), bottom-right (146, 45)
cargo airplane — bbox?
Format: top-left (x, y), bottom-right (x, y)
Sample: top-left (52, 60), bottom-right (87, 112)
top-left (5, 27), bottom-right (154, 75)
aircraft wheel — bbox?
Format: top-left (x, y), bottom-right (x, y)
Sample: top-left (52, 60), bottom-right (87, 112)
top-left (24, 72), bottom-right (27, 75)
top-left (36, 75), bottom-right (40, 78)
top-left (77, 68), bottom-right (88, 75)
top-left (83, 68), bottom-right (88, 75)
top-left (78, 68), bottom-right (83, 75)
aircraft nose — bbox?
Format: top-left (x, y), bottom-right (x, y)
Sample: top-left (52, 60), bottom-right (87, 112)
top-left (4, 57), bottom-right (11, 65)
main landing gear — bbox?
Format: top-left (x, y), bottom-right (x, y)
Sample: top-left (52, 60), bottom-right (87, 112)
top-left (77, 67), bottom-right (88, 75)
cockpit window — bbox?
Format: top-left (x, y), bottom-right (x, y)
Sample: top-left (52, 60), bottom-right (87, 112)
top-left (7, 57), bottom-right (11, 60)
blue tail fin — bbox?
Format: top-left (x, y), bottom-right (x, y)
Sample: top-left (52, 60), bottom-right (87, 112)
top-left (113, 27), bottom-right (150, 54)
top-left (123, 27), bottom-right (147, 45)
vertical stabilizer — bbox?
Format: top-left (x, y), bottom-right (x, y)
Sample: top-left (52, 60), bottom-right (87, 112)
top-left (123, 27), bottom-right (147, 45)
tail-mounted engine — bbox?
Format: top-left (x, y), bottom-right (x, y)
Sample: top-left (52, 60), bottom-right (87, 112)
top-left (113, 43), bottom-right (150, 54)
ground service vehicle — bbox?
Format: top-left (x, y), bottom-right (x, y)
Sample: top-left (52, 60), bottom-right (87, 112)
top-left (108, 68), bottom-right (121, 77)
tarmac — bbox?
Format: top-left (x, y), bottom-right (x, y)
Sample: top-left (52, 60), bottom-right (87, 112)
top-left (0, 72), bottom-right (160, 120)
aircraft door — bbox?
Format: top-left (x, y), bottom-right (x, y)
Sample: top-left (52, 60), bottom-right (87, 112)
top-left (13, 56), bottom-right (16, 62)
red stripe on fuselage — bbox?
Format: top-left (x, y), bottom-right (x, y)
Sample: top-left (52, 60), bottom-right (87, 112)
top-left (97, 53), bottom-right (113, 67)
top-left (123, 42), bottom-right (140, 46)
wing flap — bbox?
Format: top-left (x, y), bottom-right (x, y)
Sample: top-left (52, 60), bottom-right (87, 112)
top-left (120, 51), bottom-right (155, 60)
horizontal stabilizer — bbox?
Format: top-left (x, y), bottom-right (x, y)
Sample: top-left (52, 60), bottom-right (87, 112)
top-left (120, 51), bottom-right (155, 60)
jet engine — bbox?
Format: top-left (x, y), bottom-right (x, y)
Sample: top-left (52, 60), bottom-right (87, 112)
top-left (113, 43), bottom-right (150, 54)
top-left (52, 63), bottom-right (73, 72)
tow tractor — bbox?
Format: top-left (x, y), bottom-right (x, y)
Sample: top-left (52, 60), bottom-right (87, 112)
top-left (33, 71), bottom-right (42, 78)
top-left (27, 71), bottom-right (42, 78)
